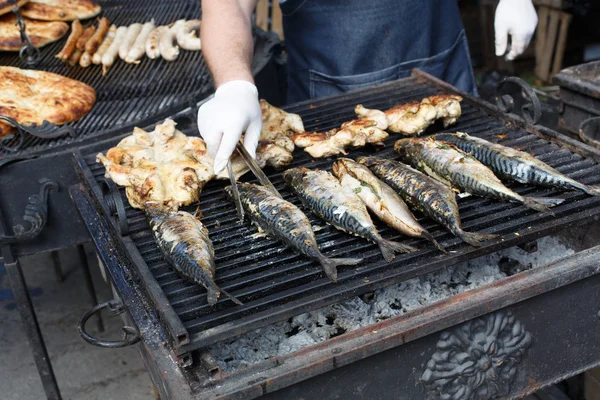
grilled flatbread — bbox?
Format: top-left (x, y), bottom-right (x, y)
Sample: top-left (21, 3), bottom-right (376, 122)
top-left (0, 67), bottom-right (96, 137)
top-left (0, 0), bottom-right (29, 17)
top-left (21, 0), bottom-right (101, 21)
top-left (0, 13), bottom-right (68, 51)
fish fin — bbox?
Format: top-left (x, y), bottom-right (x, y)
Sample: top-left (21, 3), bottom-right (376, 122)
top-left (456, 230), bottom-right (499, 247)
top-left (419, 231), bottom-right (447, 253)
top-left (318, 256), bottom-right (363, 282)
top-left (522, 196), bottom-right (565, 212)
top-left (207, 283), bottom-right (243, 306)
top-left (583, 184), bottom-right (600, 196)
top-left (378, 239), bottom-right (418, 262)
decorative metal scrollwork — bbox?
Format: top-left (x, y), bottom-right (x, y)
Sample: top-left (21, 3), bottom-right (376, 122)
top-left (0, 179), bottom-right (58, 244)
top-left (79, 300), bottom-right (141, 348)
top-left (12, 5), bottom-right (41, 65)
top-left (0, 116), bottom-right (77, 153)
top-left (495, 77), bottom-right (542, 125)
top-left (101, 178), bottom-right (129, 235)
top-left (421, 310), bottom-right (532, 400)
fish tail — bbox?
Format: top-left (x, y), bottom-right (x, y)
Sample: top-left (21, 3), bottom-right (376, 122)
top-left (522, 196), bottom-right (565, 212)
top-left (318, 256), bottom-right (363, 282)
top-left (419, 230), bottom-right (447, 253)
top-left (455, 229), bottom-right (499, 247)
top-left (377, 238), bottom-right (418, 262)
top-left (207, 283), bottom-right (243, 306)
top-left (583, 184), bottom-right (600, 196)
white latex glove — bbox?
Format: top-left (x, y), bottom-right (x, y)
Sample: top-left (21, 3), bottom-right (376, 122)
top-left (197, 80), bottom-right (262, 174)
top-left (495, 0), bottom-right (538, 61)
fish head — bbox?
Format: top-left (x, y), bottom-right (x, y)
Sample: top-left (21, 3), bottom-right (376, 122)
top-left (356, 156), bottom-right (383, 168)
top-left (393, 138), bottom-right (415, 159)
top-left (282, 167), bottom-right (308, 186)
top-left (332, 158), bottom-right (354, 179)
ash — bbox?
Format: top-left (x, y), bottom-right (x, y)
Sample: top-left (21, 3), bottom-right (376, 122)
top-left (209, 236), bottom-right (573, 373)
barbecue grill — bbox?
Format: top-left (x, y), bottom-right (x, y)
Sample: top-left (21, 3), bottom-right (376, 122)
top-left (70, 70), bottom-right (600, 399)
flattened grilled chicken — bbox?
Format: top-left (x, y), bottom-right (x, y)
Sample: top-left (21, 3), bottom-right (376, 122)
top-left (293, 119), bottom-right (388, 158)
top-left (355, 94), bottom-right (462, 136)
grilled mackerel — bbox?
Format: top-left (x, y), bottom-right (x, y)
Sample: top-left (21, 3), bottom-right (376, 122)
top-left (436, 131), bottom-right (600, 196)
top-left (145, 204), bottom-right (242, 306)
top-left (282, 167), bottom-right (417, 262)
top-left (332, 158), bottom-right (445, 252)
top-left (358, 156), bottom-right (498, 247)
top-left (394, 138), bottom-right (564, 212)
top-left (225, 183), bottom-right (362, 281)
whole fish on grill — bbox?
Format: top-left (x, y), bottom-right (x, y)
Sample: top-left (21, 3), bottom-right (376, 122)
top-left (358, 156), bottom-right (498, 247)
top-left (145, 204), bottom-right (242, 306)
top-left (332, 158), bottom-right (445, 252)
top-left (394, 138), bottom-right (565, 212)
top-left (225, 183), bottom-right (362, 282)
top-left (435, 131), bottom-right (600, 196)
top-left (282, 167), bottom-right (417, 262)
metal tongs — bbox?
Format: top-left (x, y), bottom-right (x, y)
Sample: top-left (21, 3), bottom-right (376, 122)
top-left (227, 140), bottom-right (283, 223)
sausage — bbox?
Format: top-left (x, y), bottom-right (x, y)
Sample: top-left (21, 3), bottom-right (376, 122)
top-left (68, 48), bottom-right (83, 67)
top-left (159, 20), bottom-right (184, 61)
top-left (79, 51), bottom-right (92, 67)
top-left (102, 26), bottom-right (128, 75)
top-left (56, 20), bottom-right (83, 62)
top-left (76, 26), bottom-right (96, 51)
top-left (92, 25), bottom-right (117, 65)
top-left (125, 20), bottom-right (155, 64)
top-left (85, 17), bottom-right (110, 54)
top-left (145, 26), bottom-right (167, 59)
top-left (119, 23), bottom-right (143, 61)
top-left (176, 19), bottom-right (201, 51)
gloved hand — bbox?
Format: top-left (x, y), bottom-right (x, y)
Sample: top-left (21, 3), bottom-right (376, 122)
top-left (495, 0), bottom-right (538, 61)
top-left (197, 80), bottom-right (262, 174)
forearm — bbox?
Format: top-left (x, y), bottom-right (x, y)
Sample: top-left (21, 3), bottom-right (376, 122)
top-left (201, 0), bottom-right (257, 87)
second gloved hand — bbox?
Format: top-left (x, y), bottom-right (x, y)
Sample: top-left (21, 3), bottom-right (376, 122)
top-left (197, 80), bottom-right (262, 174)
top-left (495, 0), bottom-right (538, 61)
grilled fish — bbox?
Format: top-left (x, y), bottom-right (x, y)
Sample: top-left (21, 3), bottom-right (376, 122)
top-left (225, 183), bottom-right (362, 281)
top-left (358, 156), bottom-right (498, 247)
top-left (145, 204), bottom-right (242, 306)
top-left (332, 158), bottom-right (445, 252)
top-left (435, 131), bottom-right (600, 196)
top-left (394, 138), bottom-right (564, 212)
top-left (282, 167), bottom-right (417, 262)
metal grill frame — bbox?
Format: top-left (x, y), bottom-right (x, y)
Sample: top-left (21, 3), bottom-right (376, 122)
top-left (72, 70), bottom-right (600, 362)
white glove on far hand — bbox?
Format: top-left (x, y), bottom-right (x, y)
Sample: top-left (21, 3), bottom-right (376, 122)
top-left (495, 0), bottom-right (538, 61)
top-left (197, 80), bottom-right (262, 174)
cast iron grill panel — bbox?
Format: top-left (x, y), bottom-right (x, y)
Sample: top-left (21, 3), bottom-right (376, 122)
top-left (79, 76), bottom-right (600, 353)
top-left (0, 0), bottom-right (211, 157)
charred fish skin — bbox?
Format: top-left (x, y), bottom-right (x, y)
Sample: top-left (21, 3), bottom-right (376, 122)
top-left (145, 204), bottom-right (242, 306)
top-left (282, 167), bottom-right (417, 262)
top-left (436, 132), bottom-right (600, 196)
top-left (332, 158), bottom-right (445, 252)
top-left (225, 183), bottom-right (362, 282)
top-left (357, 156), bottom-right (498, 247)
top-left (394, 138), bottom-right (564, 212)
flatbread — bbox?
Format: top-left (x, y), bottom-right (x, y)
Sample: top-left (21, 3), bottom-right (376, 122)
top-left (0, 0), bottom-right (29, 17)
top-left (0, 13), bottom-right (68, 51)
top-left (21, 0), bottom-right (101, 21)
top-left (0, 67), bottom-right (96, 137)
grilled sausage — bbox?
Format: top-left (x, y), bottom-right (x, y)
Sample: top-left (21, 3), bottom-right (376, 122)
top-left (102, 26), bottom-right (128, 75)
top-left (176, 19), bottom-right (201, 51)
top-left (92, 25), bottom-right (117, 65)
top-left (68, 48), bottom-right (83, 67)
top-left (85, 17), bottom-right (110, 54)
top-left (146, 26), bottom-right (167, 59)
top-left (56, 20), bottom-right (83, 62)
top-left (76, 26), bottom-right (96, 51)
top-left (119, 23), bottom-right (143, 61)
top-left (79, 51), bottom-right (92, 67)
top-left (159, 20), bottom-right (184, 61)
top-left (125, 20), bottom-right (155, 63)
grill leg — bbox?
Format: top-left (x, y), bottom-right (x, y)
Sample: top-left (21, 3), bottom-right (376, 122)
top-left (78, 244), bottom-right (104, 333)
top-left (52, 251), bottom-right (63, 283)
top-left (4, 255), bottom-right (62, 400)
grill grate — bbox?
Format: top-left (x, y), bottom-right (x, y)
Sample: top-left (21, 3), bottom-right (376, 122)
top-left (77, 74), bottom-right (600, 355)
top-left (0, 0), bottom-right (212, 157)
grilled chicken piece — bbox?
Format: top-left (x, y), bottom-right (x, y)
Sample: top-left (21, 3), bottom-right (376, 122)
top-left (293, 119), bottom-right (388, 158)
top-left (355, 94), bottom-right (463, 136)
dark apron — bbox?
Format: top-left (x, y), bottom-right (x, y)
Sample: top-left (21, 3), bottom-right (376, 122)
top-left (280, 0), bottom-right (477, 103)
